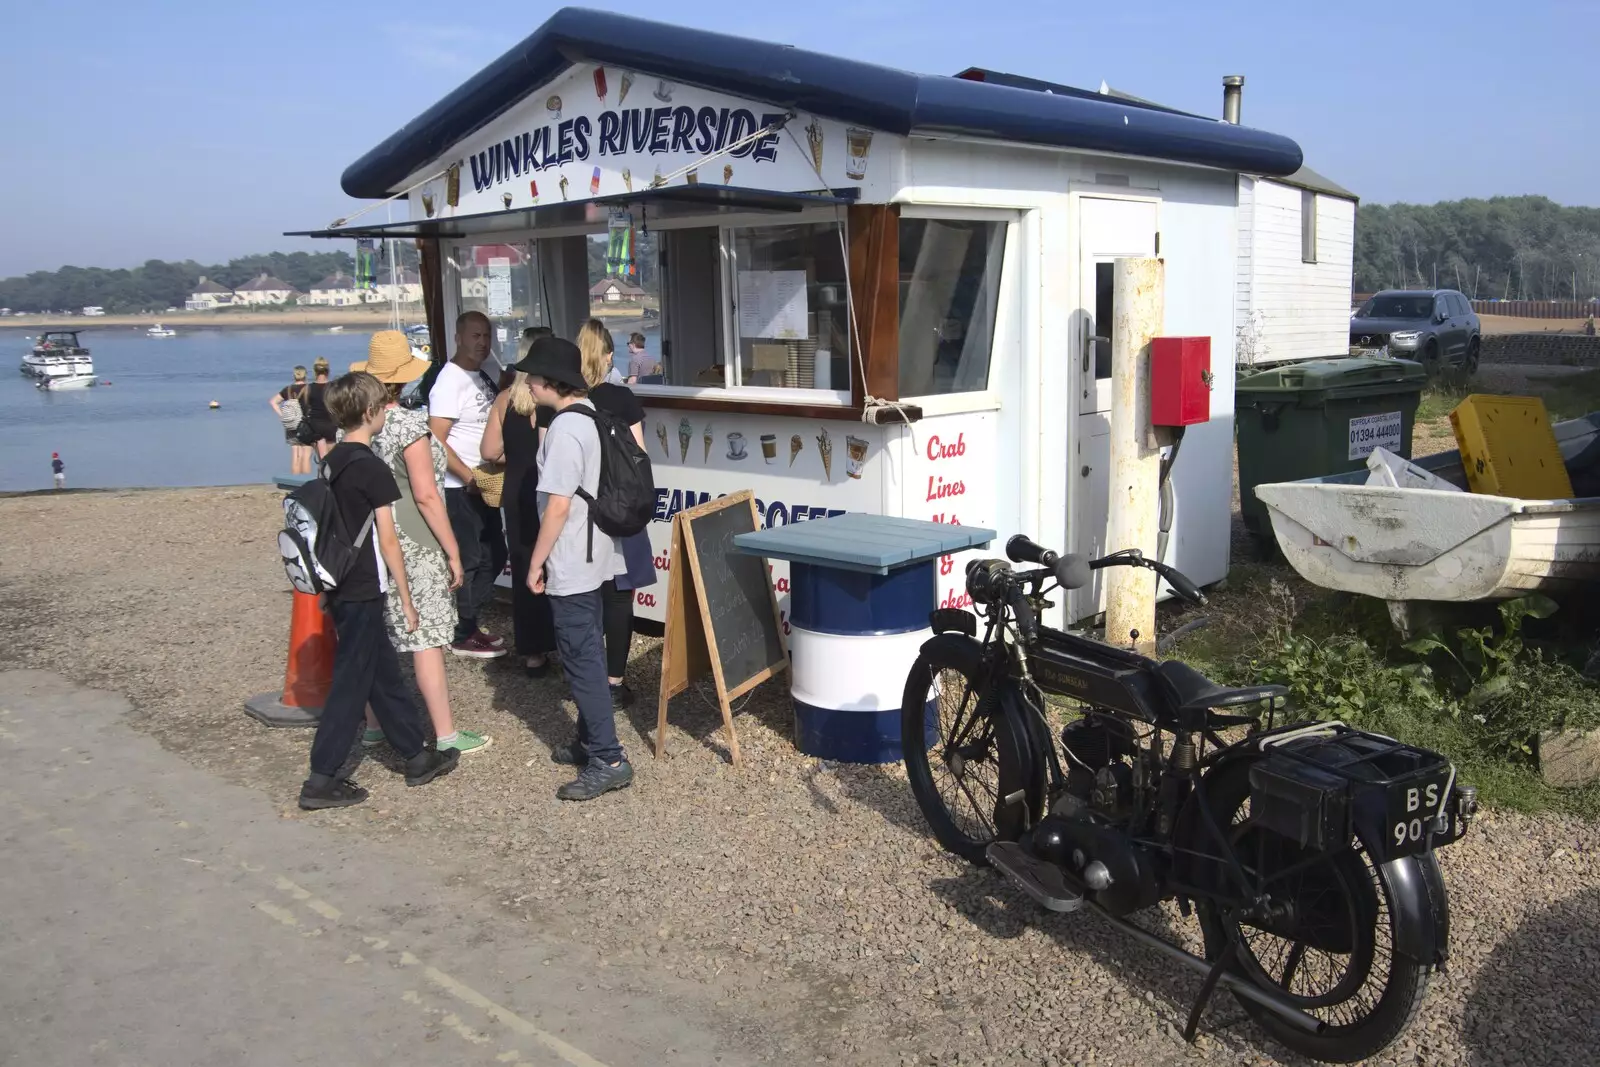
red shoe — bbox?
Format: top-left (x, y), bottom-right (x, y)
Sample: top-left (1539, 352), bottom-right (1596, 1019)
top-left (474, 628), bottom-right (507, 649)
top-left (451, 633), bottom-right (507, 659)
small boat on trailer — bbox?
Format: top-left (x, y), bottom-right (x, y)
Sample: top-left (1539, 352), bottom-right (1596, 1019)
top-left (1255, 412), bottom-right (1600, 626)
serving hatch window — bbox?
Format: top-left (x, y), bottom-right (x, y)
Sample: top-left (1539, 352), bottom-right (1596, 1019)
top-left (727, 223), bottom-right (851, 393)
top-left (897, 218), bottom-right (1006, 397)
top-left (446, 241), bottom-right (544, 359)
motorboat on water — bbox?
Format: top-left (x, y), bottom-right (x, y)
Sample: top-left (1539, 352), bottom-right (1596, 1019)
top-left (147, 323), bottom-right (176, 337)
top-left (36, 372), bottom-right (99, 390)
top-left (21, 331), bottom-right (94, 378)
top-left (406, 323), bottom-right (432, 359)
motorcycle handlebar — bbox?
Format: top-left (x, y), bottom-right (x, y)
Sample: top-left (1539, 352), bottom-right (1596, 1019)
top-left (1089, 550), bottom-right (1208, 606)
top-left (1006, 534), bottom-right (1051, 566)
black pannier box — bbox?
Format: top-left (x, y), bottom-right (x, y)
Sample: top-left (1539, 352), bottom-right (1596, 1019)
top-left (1248, 757), bottom-right (1351, 851)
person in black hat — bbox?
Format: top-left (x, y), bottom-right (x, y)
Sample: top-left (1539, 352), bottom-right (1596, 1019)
top-left (515, 336), bottom-right (633, 800)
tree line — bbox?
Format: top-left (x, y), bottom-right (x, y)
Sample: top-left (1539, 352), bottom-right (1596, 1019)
top-left (0, 246), bottom-right (422, 314)
top-left (1355, 196), bottom-right (1600, 301)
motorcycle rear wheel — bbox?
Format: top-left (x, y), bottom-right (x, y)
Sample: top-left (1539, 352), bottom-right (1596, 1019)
top-left (901, 652), bottom-right (1043, 865)
top-left (1196, 759), bottom-right (1432, 1064)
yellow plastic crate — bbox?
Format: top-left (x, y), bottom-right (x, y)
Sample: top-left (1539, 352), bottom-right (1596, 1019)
top-left (1449, 394), bottom-right (1573, 499)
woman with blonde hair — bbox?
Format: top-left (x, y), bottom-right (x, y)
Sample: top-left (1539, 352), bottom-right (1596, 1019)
top-left (347, 331), bottom-right (490, 755)
top-left (481, 327), bottom-right (557, 675)
top-left (269, 365), bottom-right (313, 474)
top-left (571, 321), bottom-right (656, 707)
top-left (300, 356), bottom-right (338, 459)
top-left (577, 318), bottom-right (625, 386)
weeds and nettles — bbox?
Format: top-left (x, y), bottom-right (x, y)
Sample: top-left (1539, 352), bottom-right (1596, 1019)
top-left (1169, 568), bottom-right (1600, 818)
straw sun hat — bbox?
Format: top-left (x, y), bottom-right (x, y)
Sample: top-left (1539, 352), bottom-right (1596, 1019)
top-left (348, 330), bottom-right (429, 381)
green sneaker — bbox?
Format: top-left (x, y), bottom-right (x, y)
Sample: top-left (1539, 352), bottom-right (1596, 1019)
top-left (361, 727), bottom-right (386, 749)
top-left (437, 729), bottom-right (492, 754)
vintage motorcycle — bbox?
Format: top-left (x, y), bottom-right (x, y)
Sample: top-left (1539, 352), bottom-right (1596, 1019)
top-left (901, 535), bottom-right (1477, 1064)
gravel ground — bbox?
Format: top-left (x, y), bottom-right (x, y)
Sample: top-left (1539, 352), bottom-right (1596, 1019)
top-left (2, 486), bottom-right (1598, 1067)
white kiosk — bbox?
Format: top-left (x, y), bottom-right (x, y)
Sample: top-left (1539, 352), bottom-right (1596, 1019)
top-left (295, 8), bottom-right (1304, 633)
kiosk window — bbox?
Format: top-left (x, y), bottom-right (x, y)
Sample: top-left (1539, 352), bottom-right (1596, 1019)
top-left (584, 229), bottom-right (664, 383)
top-left (729, 223), bottom-right (850, 392)
top-left (898, 218), bottom-right (1006, 397)
top-left (448, 241), bottom-right (543, 352)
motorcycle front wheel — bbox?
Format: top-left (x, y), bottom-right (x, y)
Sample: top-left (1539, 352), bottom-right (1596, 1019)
top-left (901, 650), bottom-right (1043, 865)
top-left (1195, 759), bottom-right (1434, 1064)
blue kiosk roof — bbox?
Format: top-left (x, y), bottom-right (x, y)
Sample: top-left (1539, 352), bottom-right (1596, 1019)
top-left (342, 8), bottom-right (1303, 200)
top-left (735, 514), bottom-right (996, 575)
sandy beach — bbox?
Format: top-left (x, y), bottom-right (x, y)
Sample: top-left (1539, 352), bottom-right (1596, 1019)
top-left (1, 486), bottom-right (1595, 1067)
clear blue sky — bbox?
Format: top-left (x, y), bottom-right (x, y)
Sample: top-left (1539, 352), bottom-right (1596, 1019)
top-left (1, 0), bottom-right (1592, 277)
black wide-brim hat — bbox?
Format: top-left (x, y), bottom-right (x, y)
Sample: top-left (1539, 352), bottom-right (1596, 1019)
top-left (512, 335), bottom-right (587, 391)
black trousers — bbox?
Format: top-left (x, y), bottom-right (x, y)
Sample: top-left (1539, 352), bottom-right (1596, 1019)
top-left (601, 578), bottom-right (634, 681)
top-left (445, 487), bottom-right (507, 641)
top-left (309, 598), bottom-right (426, 777)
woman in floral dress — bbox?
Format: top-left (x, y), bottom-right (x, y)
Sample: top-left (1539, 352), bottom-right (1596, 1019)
top-left (348, 331), bottom-right (491, 754)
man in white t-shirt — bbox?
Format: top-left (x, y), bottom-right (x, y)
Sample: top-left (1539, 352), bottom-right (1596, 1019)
top-left (428, 310), bottom-right (508, 659)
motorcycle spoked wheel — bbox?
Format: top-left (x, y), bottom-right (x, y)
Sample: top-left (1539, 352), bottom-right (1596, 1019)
top-left (901, 653), bottom-right (1045, 865)
top-left (1195, 759), bottom-right (1432, 1064)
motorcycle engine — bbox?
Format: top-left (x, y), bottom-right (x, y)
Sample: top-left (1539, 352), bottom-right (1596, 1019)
top-left (1031, 811), bottom-right (1162, 918)
top-left (1061, 716), bottom-right (1137, 813)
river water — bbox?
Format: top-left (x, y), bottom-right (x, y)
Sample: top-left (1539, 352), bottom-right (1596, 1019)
top-left (0, 323), bottom-right (658, 491)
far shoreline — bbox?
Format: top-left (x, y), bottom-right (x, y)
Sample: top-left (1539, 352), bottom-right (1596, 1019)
top-left (0, 307), bottom-right (424, 332)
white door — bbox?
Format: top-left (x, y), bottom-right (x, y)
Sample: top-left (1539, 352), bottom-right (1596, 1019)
top-left (1070, 197), bottom-right (1158, 621)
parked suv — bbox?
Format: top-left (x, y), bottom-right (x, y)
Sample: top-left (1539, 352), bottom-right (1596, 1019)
top-left (1351, 289), bottom-right (1480, 374)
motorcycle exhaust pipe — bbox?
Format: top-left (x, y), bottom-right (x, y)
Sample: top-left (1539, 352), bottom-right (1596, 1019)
top-left (1091, 907), bottom-right (1327, 1035)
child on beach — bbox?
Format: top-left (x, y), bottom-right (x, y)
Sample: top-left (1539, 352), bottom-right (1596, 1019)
top-left (51, 453), bottom-right (64, 490)
top-left (516, 336), bottom-right (632, 801)
top-left (299, 372), bottom-right (459, 810)
top-left (346, 332), bottom-right (491, 756)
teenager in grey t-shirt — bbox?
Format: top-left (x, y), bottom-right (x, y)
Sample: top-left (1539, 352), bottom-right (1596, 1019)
top-left (536, 399), bottom-right (625, 595)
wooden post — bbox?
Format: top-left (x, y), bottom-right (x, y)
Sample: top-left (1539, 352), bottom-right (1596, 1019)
top-left (1104, 257), bottom-right (1164, 654)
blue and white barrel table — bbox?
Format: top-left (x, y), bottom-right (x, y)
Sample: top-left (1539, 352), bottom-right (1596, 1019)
top-left (733, 514), bottom-right (995, 764)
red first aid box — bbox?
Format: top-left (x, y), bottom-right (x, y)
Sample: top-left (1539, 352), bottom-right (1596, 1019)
top-left (1150, 336), bottom-right (1211, 427)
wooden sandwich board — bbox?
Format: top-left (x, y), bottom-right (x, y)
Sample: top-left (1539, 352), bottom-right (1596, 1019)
top-left (654, 490), bottom-right (788, 767)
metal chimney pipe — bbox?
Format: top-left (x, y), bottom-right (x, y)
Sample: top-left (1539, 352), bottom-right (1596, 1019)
top-left (1222, 75), bottom-right (1244, 124)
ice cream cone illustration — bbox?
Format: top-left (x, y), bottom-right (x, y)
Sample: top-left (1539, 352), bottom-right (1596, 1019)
top-left (593, 67), bottom-right (608, 101)
top-left (805, 117), bottom-right (824, 173)
top-left (789, 433), bottom-right (803, 467)
top-left (655, 421), bottom-right (669, 458)
top-left (421, 191), bottom-right (435, 217)
top-left (446, 163), bottom-right (461, 207)
top-left (702, 423), bottom-right (713, 461)
top-left (546, 95), bottom-right (562, 121)
top-left (817, 427), bottom-right (833, 480)
top-left (622, 168), bottom-right (633, 192)
top-left (649, 165), bottom-right (665, 188)
top-left (677, 417), bottom-right (693, 462)
top-left (502, 192), bottom-right (513, 210)
top-left (723, 164), bottom-right (733, 184)
top-left (559, 176), bottom-right (569, 200)
top-left (845, 128), bottom-right (874, 181)
top-left (529, 179), bottom-right (539, 204)
top-left (845, 435), bottom-right (869, 480)
top-left (618, 71), bottom-right (635, 105)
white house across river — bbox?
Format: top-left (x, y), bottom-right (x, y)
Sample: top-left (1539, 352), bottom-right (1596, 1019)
top-left (293, 7), bottom-right (1307, 631)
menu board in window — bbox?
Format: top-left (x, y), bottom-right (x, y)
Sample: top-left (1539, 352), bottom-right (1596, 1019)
top-left (737, 270), bottom-right (808, 339)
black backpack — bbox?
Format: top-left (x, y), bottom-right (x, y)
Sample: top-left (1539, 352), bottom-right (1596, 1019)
top-left (553, 404), bottom-right (655, 561)
top-left (278, 454), bottom-right (377, 595)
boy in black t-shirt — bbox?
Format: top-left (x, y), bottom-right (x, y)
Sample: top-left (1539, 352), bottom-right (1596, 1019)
top-left (300, 372), bottom-right (459, 810)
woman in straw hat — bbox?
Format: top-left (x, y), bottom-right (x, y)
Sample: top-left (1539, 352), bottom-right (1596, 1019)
top-left (344, 331), bottom-right (491, 755)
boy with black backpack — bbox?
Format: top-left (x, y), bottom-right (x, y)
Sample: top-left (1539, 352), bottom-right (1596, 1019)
top-left (292, 372), bottom-right (459, 810)
top-left (515, 336), bottom-right (649, 801)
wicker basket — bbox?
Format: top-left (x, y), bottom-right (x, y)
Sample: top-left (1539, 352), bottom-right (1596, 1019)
top-left (472, 464), bottom-right (506, 508)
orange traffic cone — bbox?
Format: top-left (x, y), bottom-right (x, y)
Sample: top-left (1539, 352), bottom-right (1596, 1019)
top-left (245, 590), bottom-right (337, 727)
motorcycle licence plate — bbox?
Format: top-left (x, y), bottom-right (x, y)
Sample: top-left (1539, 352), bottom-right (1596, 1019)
top-left (1383, 767), bottom-right (1452, 858)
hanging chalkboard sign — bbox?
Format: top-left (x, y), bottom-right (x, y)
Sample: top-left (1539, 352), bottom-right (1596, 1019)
top-left (654, 491), bottom-right (787, 767)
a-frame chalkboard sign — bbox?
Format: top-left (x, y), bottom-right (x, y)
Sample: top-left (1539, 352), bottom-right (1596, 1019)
top-left (653, 491), bottom-right (787, 767)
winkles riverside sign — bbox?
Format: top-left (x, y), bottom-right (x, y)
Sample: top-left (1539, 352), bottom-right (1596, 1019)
top-left (408, 64), bottom-right (896, 219)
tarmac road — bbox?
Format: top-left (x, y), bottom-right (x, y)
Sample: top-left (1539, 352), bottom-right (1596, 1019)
top-left (0, 670), bottom-right (755, 1067)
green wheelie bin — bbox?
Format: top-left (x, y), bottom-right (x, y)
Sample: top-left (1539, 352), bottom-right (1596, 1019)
top-left (1236, 357), bottom-right (1429, 540)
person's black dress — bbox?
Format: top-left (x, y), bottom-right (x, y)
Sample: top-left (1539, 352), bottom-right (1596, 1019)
top-left (502, 404), bottom-right (555, 658)
top-left (302, 381), bottom-right (337, 445)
